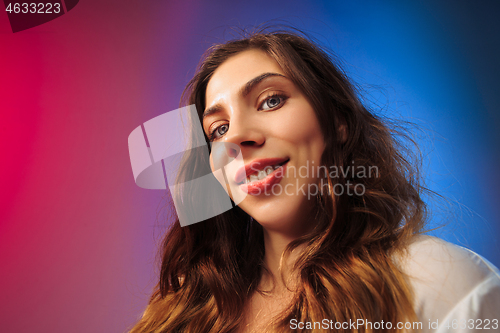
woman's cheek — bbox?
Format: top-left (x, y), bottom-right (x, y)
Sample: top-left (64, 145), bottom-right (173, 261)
top-left (209, 142), bottom-right (247, 204)
top-left (209, 146), bottom-right (227, 187)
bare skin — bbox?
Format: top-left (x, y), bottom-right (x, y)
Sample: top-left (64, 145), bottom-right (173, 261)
top-left (239, 244), bottom-right (305, 332)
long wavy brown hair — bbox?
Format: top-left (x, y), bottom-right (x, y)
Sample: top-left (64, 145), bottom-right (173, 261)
top-left (129, 29), bottom-right (427, 333)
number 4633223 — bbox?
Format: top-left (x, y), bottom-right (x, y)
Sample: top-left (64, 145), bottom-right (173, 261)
top-left (5, 3), bottom-right (61, 14)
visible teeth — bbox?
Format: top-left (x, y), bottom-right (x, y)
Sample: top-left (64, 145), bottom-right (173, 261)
top-left (245, 165), bottom-right (281, 183)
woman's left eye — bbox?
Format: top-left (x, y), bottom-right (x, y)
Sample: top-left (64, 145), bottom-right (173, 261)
top-left (259, 94), bottom-right (287, 111)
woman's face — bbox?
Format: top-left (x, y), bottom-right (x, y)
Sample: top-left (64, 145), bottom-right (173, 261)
top-left (203, 49), bottom-right (325, 236)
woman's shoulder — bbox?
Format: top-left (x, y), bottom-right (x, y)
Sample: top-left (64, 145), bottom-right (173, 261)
top-left (397, 235), bottom-right (500, 332)
top-left (402, 235), bottom-right (499, 284)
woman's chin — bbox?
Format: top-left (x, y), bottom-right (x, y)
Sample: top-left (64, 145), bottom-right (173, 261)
top-left (239, 194), bottom-right (317, 235)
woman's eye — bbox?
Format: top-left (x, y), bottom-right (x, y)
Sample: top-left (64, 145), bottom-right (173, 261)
top-left (210, 123), bottom-right (229, 141)
top-left (260, 95), bottom-right (286, 111)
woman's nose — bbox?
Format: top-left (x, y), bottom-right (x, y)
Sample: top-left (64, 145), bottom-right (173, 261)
top-left (222, 117), bottom-right (265, 158)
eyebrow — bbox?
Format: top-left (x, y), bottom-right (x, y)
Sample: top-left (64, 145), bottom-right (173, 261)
top-left (203, 72), bottom-right (286, 119)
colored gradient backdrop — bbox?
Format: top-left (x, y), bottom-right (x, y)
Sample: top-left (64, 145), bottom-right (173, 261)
top-left (1, 1), bottom-right (499, 332)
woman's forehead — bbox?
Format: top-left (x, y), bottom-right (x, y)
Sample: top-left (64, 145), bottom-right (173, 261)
top-left (205, 49), bottom-right (285, 105)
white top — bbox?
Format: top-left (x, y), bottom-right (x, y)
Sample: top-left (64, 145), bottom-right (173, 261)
top-left (400, 236), bottom-right (500, 332)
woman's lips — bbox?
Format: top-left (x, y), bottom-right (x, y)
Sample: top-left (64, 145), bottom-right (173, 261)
top-left (239, 162), bottom-right (288, 195)
top-left (234, 157), bottom-right (289, 184)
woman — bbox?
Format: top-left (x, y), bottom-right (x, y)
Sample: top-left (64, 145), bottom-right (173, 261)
top-left (130, 30), bottom-right (500, 332)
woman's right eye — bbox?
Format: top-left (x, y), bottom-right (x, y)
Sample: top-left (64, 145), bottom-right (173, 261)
top-left (209, 123), bottom-right (229, 141)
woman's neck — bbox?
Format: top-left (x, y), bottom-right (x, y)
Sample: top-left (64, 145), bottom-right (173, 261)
top-left (261, 228), bottom-right (305, 293)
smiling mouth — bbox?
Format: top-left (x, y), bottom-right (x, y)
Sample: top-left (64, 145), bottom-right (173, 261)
top-left (237, 159), bottom-right (289, 196)
top-left (242, 161), bottom-right (288, 185)
top-left (235, 158), bottom-right (289, 186)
